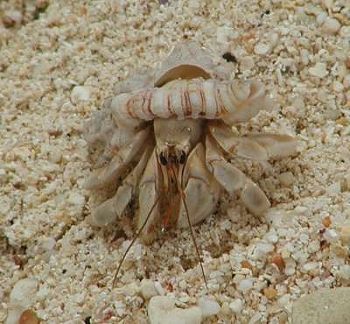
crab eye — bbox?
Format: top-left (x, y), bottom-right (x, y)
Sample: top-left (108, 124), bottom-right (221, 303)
top-left (159, 152), bottom-right (167, 165)
top-left (179, 151), bottom-right (186, 164)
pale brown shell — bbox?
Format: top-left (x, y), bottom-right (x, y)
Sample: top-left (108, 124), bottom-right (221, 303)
top-left (113, 41), bottom-right (225, 95)
top-left (109, 79), bottom-right (271, 124)
top-left (154, 41), bottom-right (230, 87)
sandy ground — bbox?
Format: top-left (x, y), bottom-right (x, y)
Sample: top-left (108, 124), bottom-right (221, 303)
top-left (0, 0), bottom-right (349, 323)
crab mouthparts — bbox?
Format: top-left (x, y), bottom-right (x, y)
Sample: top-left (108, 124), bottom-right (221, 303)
top-left (159, 161), bottom-right (184, 232)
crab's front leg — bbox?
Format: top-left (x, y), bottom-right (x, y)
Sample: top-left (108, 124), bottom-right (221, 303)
top-left (177, 142), bottom-right (221, 228)
top-left (137, 150), bottom-right (162, 245)
top-left (85, 127), bottom-right (150, 189)
top-left (208, 122), bottom-right (297, 161)
top-left (89, 144), bottom-right (153, 227)
top-left (205, 134), bottom-right (271, 216)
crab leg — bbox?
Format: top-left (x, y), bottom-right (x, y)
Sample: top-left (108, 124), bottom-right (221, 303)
top-left (84, 100), bottom-right (142, 149)
top-left (84, 127), bottom-right (150, 189)
top-left (137, 150), bottom-right (162, 244)
top-left (89, 145), bottom-right (153, 227)
top-left (208, 122), bottom-right (297, 161)
top-left (177, 143), bottom-right (220, 228)
top-left (205, 135), bottom-right (270, 216)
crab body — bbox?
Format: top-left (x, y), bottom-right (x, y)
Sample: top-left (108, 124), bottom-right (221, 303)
top-left (84, 41), bottom-right (297, 244)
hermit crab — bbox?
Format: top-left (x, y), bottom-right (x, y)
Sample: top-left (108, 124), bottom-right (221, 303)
top-left (84, 41), bottom-right (297, 285)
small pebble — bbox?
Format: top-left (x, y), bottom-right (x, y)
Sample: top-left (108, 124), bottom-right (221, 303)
top-left (278, 294), bottom-right (290, 307)
top-left (249, 313), bottom-right (262, 323)
top-left (229, 299), bottom-right (243, 314)
top-left (32, 237), bottom-right (56, 256)
top-left (252, 242), bottom-right (274, 260)
top-left (254, 42), bottom-right (270, 55)
top-left (333, 81), bottom-right (344, 92)
top-left (140, 279), bottom-right (158, 300)
top-left (323, 229), bottom-right (338, 242)
top-left (48, 148), bottom-right (62, 163)
top-left (263, 287), bottom-right (277, 300)
top-left (6, 279), bottom-right (39, 324)
top-left (114, 301), bottom-right (126, 317)
top-left (302, 262), bottom-right (319, 272)
top-left (322, 17), bottom-right (341, 35)
top-left (316, 12), bottom-right (328, 25)
top-left (238, 278), bottom-right (253, 292)
top-left (284, 258), bottom-right (296, 275)
top-left (265, 231), bottom-right (278, 244)
top-left (309, 63), bottom-right (328, 78)
top-left (241, 260), bottom-right (253, 270)
top-left (148, 296), bottom-right (202, 324)
top-left (68, 192), bottom-right (85, 206)
top-left (322, 216), bottom-right (332, 228)
top-left (198, 297), bottom-right (220, 318)
top-left (271, 253), bottom-right (286, 272)
top-left (307, 241), bottom-right (320, 254)
top-left (240, 56), bottom-right (254, 71)
top-left (70, 86), bottom-right (91, 103)
top-left (19, 309), bottom-right (40, 324)
top-left (10, 279), bottom-right (38, 307)
top-left (279, 171), bottom-right (295, 187)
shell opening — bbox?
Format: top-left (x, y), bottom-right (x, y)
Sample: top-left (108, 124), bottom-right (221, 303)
top-left (155, 65), bottom-right (211, 87)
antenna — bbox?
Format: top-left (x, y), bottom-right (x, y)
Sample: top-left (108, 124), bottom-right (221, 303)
top-left (173, 165), bottom-right (208, 289)
top-left (112, 196), bottom-right (160, 288)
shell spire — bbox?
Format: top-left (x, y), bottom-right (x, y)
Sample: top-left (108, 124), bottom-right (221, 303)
top-left (154, 41), bottom-right (229, 87)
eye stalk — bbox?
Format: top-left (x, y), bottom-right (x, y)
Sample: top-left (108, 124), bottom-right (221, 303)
top-left (159, 152), bottom-right (168, 166)
top-left (178, 150), bottom-right (186, 164)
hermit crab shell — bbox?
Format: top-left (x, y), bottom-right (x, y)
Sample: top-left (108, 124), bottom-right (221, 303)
top-left (107, 41), bottom-right (272, 128)
top-left (153, 41), bottom-right (231, 87)
top-left (113, 41), bottom-right (231, 96)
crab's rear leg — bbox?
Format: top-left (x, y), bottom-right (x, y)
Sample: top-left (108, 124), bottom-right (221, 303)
top-left (205, 135), bottom-right (270, 216)
top-left (89, 145), bottom-right (153, 227)
top-left (177, 142), bottom-right (220, 228)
